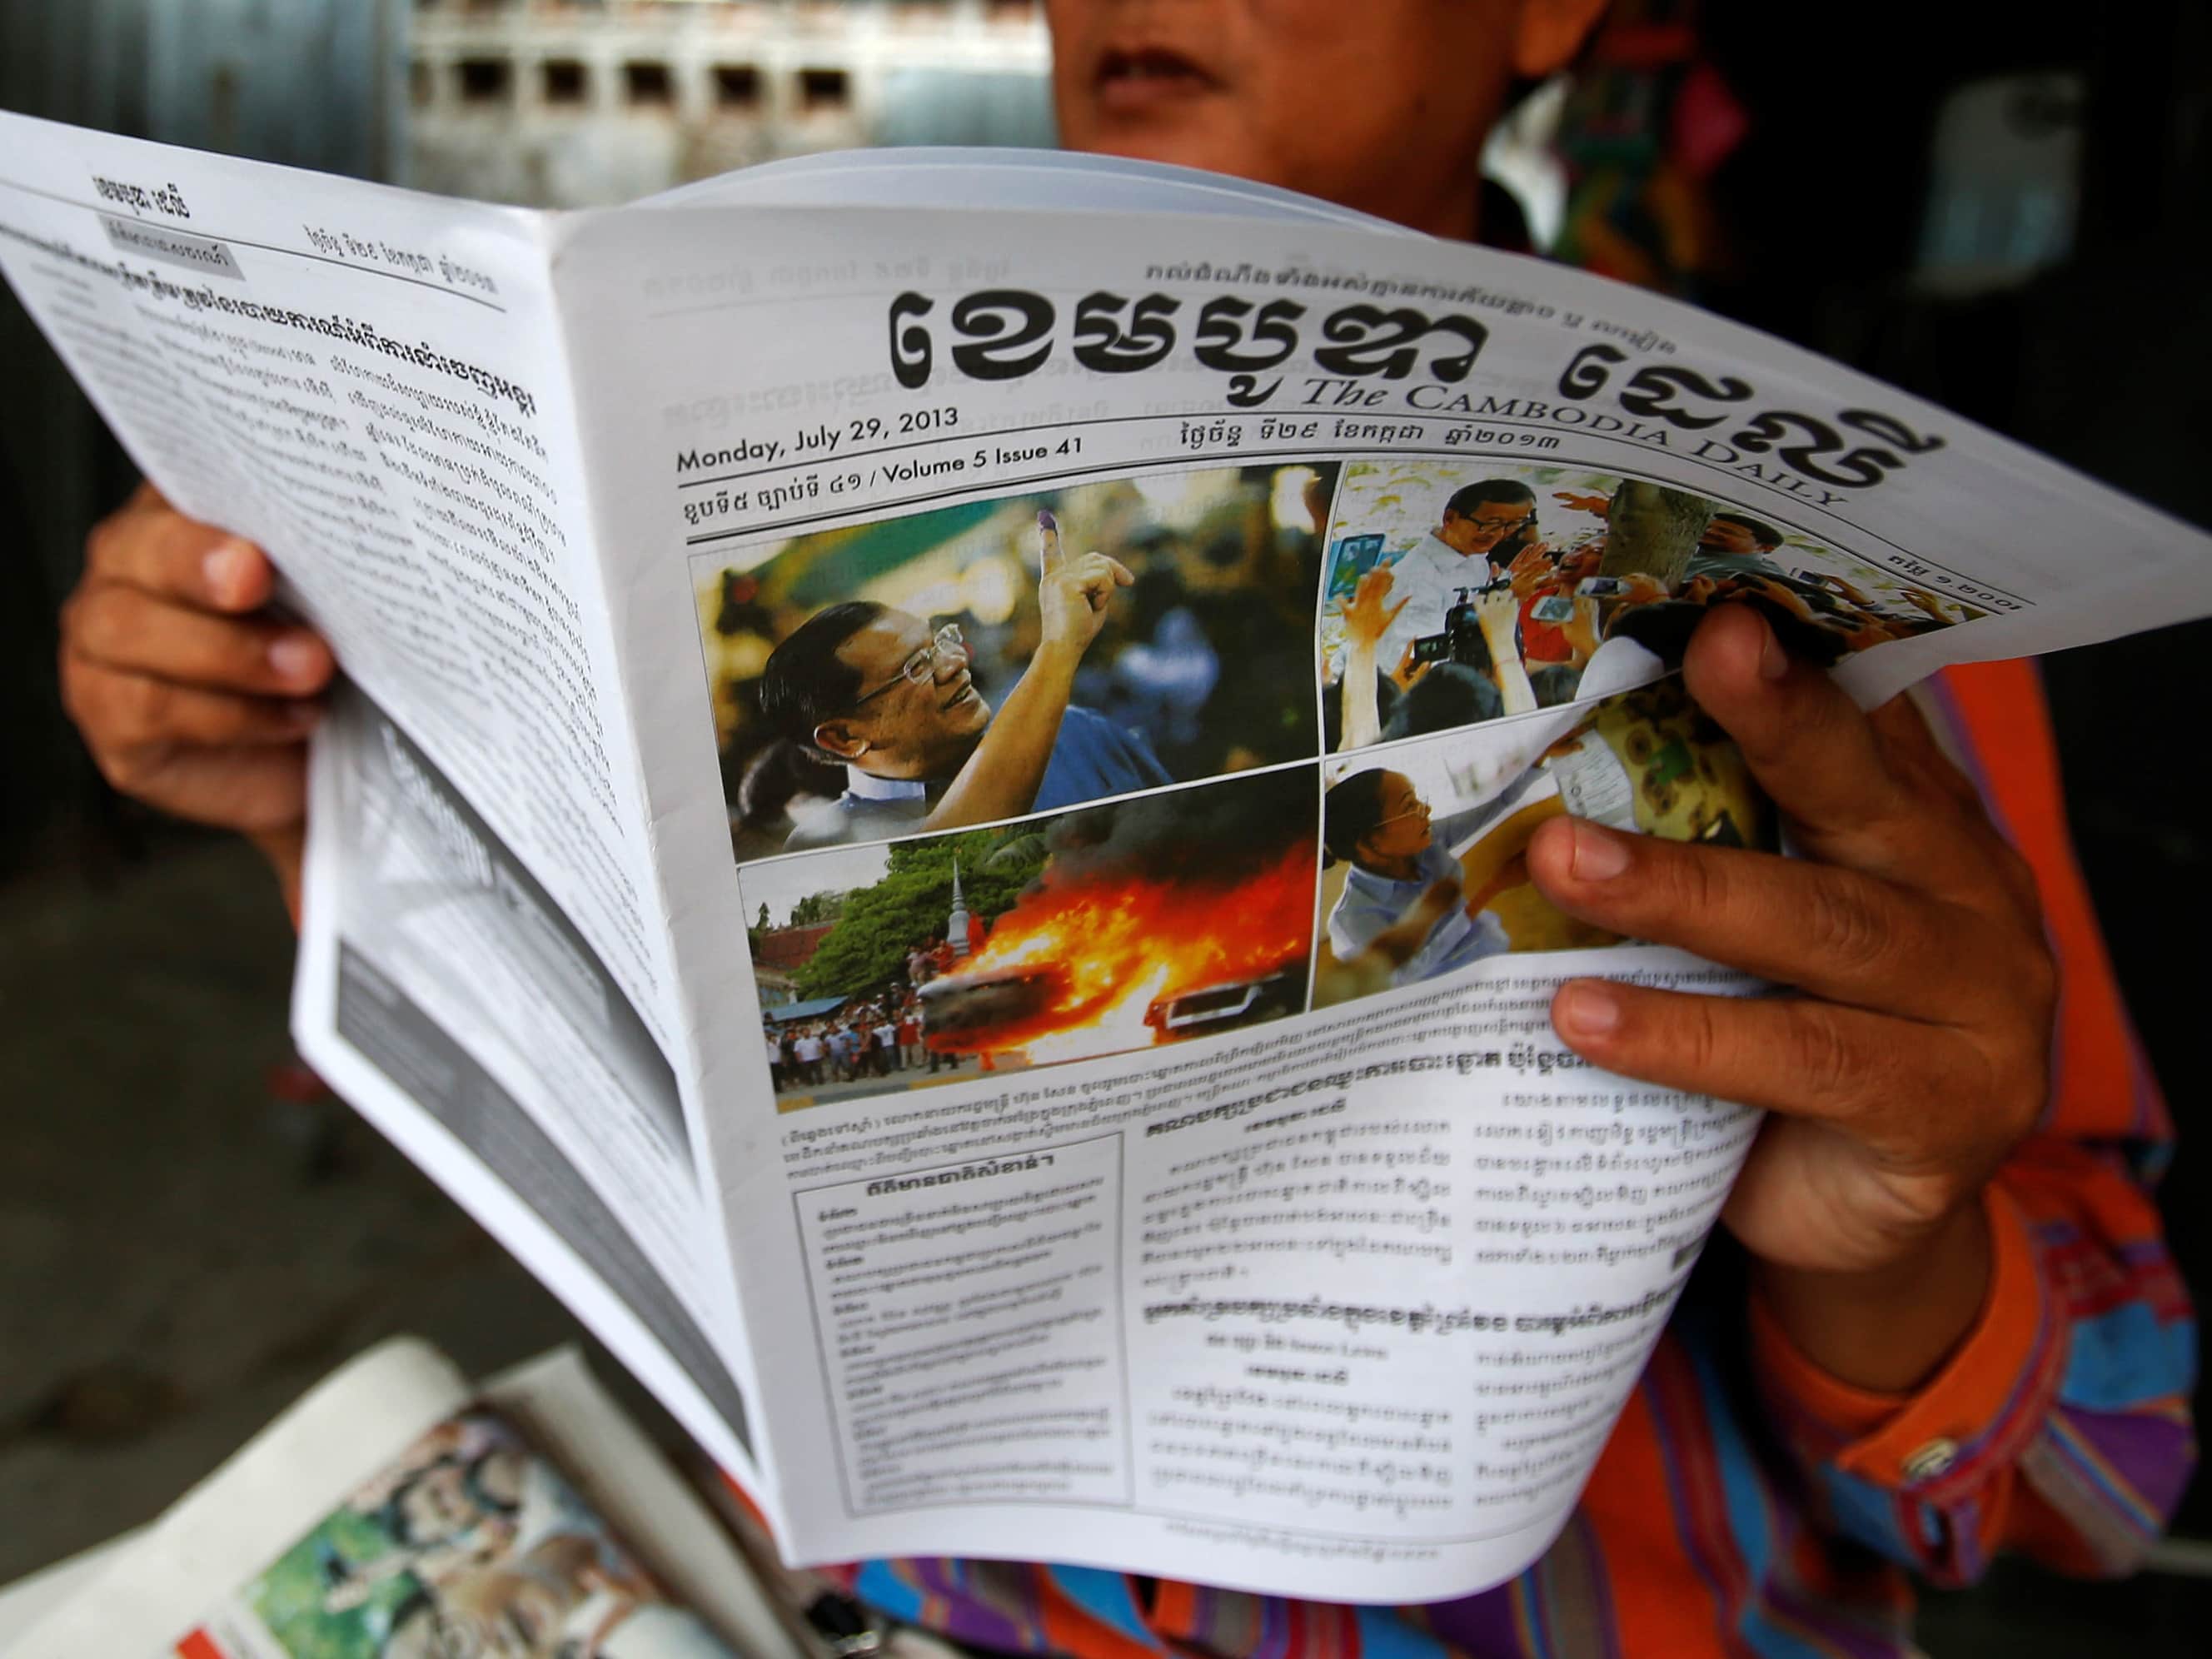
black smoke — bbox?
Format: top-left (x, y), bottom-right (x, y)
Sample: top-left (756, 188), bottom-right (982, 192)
top-left (1038, 765), bottom-right (1318, 889)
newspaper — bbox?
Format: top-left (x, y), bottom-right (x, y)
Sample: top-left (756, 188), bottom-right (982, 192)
top-left (7, 1339), bottom-right (802, 1658)
top-left (4, 109), bottom-right (2210, 1606)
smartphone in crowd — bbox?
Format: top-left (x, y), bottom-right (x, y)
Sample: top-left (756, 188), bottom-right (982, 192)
top-left (1532, 595), bottom-right (1577, 624)
top-left (1410, 633), bottom-right (1454, 665)
top-left (1328, 532), bottom-right (1389, 599)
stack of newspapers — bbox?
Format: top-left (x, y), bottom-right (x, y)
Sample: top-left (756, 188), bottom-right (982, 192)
top-left (3, 111), bottom-right (2208, 1609)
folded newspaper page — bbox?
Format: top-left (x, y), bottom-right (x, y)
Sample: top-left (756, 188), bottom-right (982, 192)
top-left (9, 1338), bottom-right (800, 1659)
top-left (4, 110), bottom-right (2209, 1603)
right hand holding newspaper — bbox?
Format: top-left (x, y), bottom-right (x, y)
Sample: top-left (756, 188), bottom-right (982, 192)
top-left (2, 114), bottom-right (2207, 1604)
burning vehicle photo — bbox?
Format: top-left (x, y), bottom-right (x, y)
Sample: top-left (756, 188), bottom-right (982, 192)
top-left (1144, 969), bottom-right (1305, 1042)
top-left (743, 768), bottom-right (1323, 1108)
top-left (917, 964), bottom-right (1058, 1039)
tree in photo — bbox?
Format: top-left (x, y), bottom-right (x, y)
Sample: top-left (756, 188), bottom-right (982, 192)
top-left (795, 830), bottom-right (1050, 999)
top-left (1598, 480), bottom-right (1714, 587)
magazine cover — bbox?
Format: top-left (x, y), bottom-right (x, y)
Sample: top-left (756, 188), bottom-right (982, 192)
top-left (187, 1410), bottom-right (740, 1659)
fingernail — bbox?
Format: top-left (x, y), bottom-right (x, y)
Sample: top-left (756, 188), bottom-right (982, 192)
top-left (1556, 982), bottom-right (1621, 1039)
top-left (269, 635), bottom-right (323, 683)
top-left (1570, 819), bottom-right (1632, 880)
top-left (1757, 617), bottom-right (1789, 680)
top-left (203, 540), bottom-right (256, 604)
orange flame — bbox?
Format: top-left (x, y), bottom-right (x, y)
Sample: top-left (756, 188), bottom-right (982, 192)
top-left (942, 844), bottom-right (1316, 1063)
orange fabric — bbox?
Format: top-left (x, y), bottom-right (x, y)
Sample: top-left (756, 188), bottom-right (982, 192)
top-left (1937, 660), bottom-right (2150, 1139)
top-left (1574, 1376), bottom-right (1733, 1657)
top-left (1752, 1183), bottom-right (2049, 1471)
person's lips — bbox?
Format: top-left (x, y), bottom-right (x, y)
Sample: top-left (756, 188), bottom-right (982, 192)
top-left (1094, 46), bottom-right (1220, 116)
top-left (939, 674), bottom-right (977, 712)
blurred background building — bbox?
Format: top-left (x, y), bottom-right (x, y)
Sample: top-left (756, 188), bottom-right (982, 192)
top-left (406, 0), bottom-right (1052, 204)
top-left (1, 2), bottom-right (2207, 1645)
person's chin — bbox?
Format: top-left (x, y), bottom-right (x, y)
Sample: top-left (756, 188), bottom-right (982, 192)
top-left (954, 690), bottom-right (994, 732)
top-left (1070, 105), bottom-right (1264, 182)
top-left (930, 685), bottom-right (993, 743)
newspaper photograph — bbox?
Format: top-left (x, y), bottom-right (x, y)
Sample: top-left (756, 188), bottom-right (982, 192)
top-left (693, 460), bottom-right (1332, 864)
top-left (742, 764), bottom-right (1318, 1108)
top-left (1318, 457), bottom-right (1986, 740)
top-left (1314, 676), bottom-right (1775, 1011)
top-left (192, 1409), bottom-right (740, 1659)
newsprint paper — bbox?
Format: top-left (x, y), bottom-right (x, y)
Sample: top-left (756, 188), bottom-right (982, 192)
top-left (4, 110), bottom-right (2210, 1605)
top-left (8, 1339), bottom-right (804, 1659)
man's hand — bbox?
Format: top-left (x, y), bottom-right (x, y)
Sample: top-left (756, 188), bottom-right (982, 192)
top-left (59, 484), bottom-right (332, 912)
top-left (1339, 565), bottom-right (1407, 653)
top-left (1525, 605), bottom-right (2054, 1390)
top-left (1477, 585), bottom-right (1538, 715)
top-left (1366, 875), bottom-right (1463, 968)
top-left (931, 538), bottom-right (1129, 834)
top-left (1505, 541), bottom-right (1553, 600)
top-left (1036, 534), bottom-right (1133, 657)
top-left (1389, 640), bottom-right (1432, 693)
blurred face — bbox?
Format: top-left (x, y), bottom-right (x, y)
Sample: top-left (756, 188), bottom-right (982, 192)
top-left (1359, 771), bottom-right (1434, 864)
top-left (1048, 0), bottom-right (1523, 237)
top-left (471, 1447), bottom-right (525, 1510)
top-left (1699, 517), bottom-right (1776, 555)
top-left (817, 610), bottom-right (992, 779)
top-left (1438, 499), bottom-right (1536, 560)
top-left (399, 1463), bottom-right (475, 1543)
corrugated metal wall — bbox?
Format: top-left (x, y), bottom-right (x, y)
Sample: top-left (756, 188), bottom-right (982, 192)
top-left (0, 0), bottom-right (403, 866)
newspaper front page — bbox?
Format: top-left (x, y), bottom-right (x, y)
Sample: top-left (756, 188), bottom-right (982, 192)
top-left (5, 112), bottom-right (2212, 1605)
top-left (552, 196), bottom-right (2212, 1598)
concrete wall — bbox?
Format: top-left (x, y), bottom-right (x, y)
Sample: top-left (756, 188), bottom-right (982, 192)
top-left (406, 0), bottom-right (1052, 206)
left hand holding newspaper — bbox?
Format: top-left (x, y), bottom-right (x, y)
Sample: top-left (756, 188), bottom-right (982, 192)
top-left (5, 109), bottom-right (2210, 1605)
top-left (62, 481), bottom-right (332, 917)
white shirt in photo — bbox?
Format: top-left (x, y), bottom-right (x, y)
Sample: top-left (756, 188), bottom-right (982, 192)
top-left (1374, 532), bottom-right (1502, 670)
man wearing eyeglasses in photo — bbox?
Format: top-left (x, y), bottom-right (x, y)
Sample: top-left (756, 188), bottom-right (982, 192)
top-left (1368, 477), bottom-right (1545, 675)
top-left (756, 535), bottom-right (1167, 851)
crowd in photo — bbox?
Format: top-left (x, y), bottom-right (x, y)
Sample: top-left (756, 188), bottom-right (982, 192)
top-left (1323, 464), bottom-right (1988, 750)
top-left (765, 997), bottom-right (959, 1094)
top-left (765, 933), bottom-right (994, 1097)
